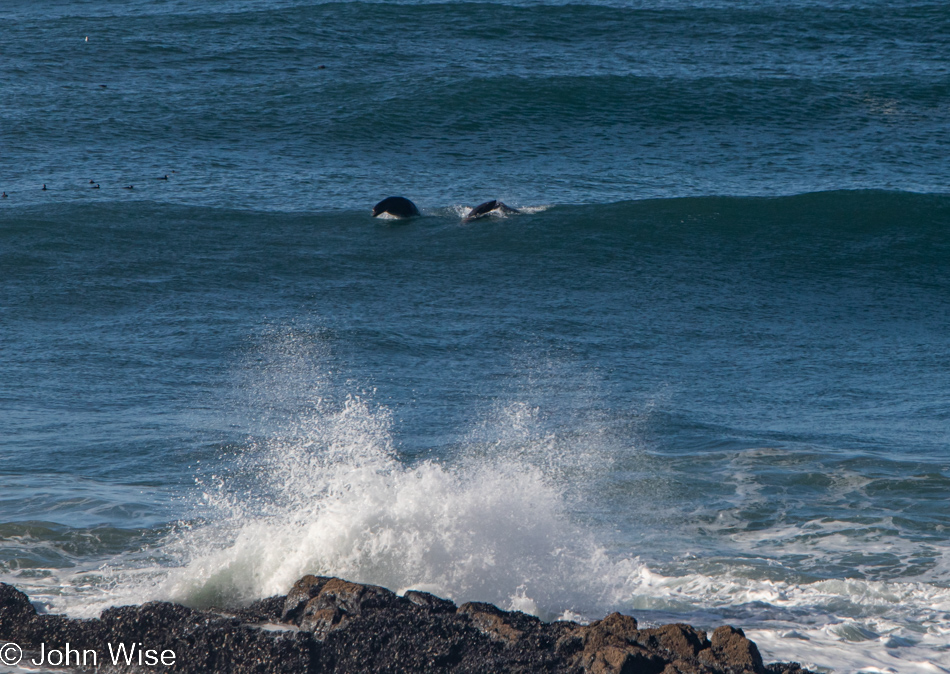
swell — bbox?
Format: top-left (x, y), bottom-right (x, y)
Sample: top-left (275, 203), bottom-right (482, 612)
top-left (3, 191), bottom-right (948, 315)
top-left (3, 1), bottom-right (946, 147)
top-left (568, 190), bottom-right (950, 236)
top-left (2, 189), bottom-right (947, 233)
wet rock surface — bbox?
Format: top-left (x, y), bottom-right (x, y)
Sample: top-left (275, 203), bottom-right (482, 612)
top-left (0, 578), bottom-right (813, 673)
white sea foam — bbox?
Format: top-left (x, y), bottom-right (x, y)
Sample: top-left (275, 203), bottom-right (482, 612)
top-left (157, 392), bottom-right (623, 618)
top-left (749, 625), bottom-right (950, 674)
top-left (443, 203), bottom-right (550, 220)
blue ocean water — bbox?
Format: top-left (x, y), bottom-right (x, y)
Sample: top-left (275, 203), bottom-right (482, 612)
top-left (2, 1), bottom-right (949, 672)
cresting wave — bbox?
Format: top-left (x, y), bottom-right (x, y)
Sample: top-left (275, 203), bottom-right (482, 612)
top-left (2, 187), bottom-right (948, 227)
top-left (156, 331), bottom-right (626, 618)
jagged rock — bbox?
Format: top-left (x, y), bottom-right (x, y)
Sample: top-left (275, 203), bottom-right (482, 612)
top-left (281, 574), bottom-right (333, 622)
top-left (0, 584), bottom-right (35, 622)
top-left (583, 612), bottom-right (640, 650)
top-left (575, 613), bottom-right (666, 674)
top-left (293, 578), bottom-right (405, 637)
top-left (0, 577), bottom-right (809, 674)
top-left (229, 595), bottom-right (284, 623)
top-left (457, 602), bottom-right (528, 643)
top-left (312, 578), bottom-right (402, 615)
top-left (711, 626), bottom-right (765, 673)
top-left (299, 605), bottom-right (344, 635)
top-left (764, 663), bottom-right (810, 674)
top-left (405, 590), bottom-right (457, 613)
top-left (638, 623), bottom-right (709, 660)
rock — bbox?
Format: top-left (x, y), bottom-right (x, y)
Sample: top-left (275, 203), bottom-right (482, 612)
top-left (576, 613), bottom-right (666, 674)
top-left (0, 584), bottom-right (36, 622)
top-left (764, 663), bottom-right (810, 674)
top-left (638, 624), bottom-right (709, 660)
top-left (311, 578), bottom-right (402, 615)
top-left (292, 578), bottom-right (405, 637)
top-left (711, 626), bottom-right (765, 674)
top-left (299, 606), bottom-right (344, 635)
top-left (405, 590), bottom-right (457, 613)
top-left (230, 595), bottom-right (285, 623)
top-left (281, 574), bottom-right (333, 623)
top-left (457, 602), bottom-right (528, 643)
top-left (584, 612), bottom-right (640, 649)
top-left (0, 579), bottom-right (809, 674)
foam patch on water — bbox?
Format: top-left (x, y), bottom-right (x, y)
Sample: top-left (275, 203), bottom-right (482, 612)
top-left (607, 564), bottom-right (950, 673)
top-left (516, 205), bottom-right (550, 214)
top-left (441, 203), bottom-right (550, 220)
top-left (749, 625), bottom-right (950, 674)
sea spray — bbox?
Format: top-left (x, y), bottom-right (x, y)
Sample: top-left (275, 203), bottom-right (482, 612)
top-left (160, 389), bottom-right (628, 617)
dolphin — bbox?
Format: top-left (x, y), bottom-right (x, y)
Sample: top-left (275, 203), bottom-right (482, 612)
top-left (372, 196), bottom-right (420, 218)
top-left (462, 200), bottom-right (520, 223)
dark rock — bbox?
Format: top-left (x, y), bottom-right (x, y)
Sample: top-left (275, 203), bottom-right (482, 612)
top-left (0, 584), bottom-right (35, 622)
top-left (405, 590), bottom-right (457, 614)
top-left (312, 578), bottom-right (403, 615)
top-left (639, 623), bottom-right (709, 660)
top-left (764, 663), bottom-right (810, 674)
top-left (281, 574), bottom-right (333, 623)
top-left (457, 602), bottom-right (529, 643)
top-left (584, 612), bottom-right (640, 649)
top-left (711, 626), bottom-right (765, 674)
top-left (229, 595), bottom-right (285, 623)
top-left (573, 613), bottom-right (666, 674)
top-left (300, 605), bottom-right (344, 635)
top-left (0, 579), bottom-right (809, 674)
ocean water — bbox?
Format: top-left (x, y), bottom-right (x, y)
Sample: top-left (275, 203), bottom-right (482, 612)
top-left (2, 1), bottom-right (949, 672)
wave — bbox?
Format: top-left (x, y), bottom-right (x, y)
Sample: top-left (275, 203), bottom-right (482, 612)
top-left (147, 329), bottom-right (620, 616)
top-left (3, 189), bottom-right (947, 241)
top-left (5, 0), bottom-right (946, 155)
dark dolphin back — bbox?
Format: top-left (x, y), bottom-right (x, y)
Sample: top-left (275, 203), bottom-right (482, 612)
top-left (372, 196), bottom-right (420, 218)
top-left (466, 200), bottom-right (500, 219)
top-left (463, 200), bottom-right (520, 222)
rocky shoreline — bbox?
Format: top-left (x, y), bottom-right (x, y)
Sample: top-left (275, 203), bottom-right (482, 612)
top-left (1, 576), bottom-right (812, 673)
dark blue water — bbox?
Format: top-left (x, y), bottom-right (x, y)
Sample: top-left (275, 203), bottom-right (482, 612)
top-left (2, 2), bottom-right (949, 672)
top-left (3, 0), bottom-right (948, 209)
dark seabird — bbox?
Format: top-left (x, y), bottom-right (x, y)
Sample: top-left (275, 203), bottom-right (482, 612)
top-left (92, 184), bottom-right (100, 189)
top-left (124, 185), bottom-right (134, 189)
top-left (42, 184), bottom-right (47, 191)
top-left (462, 200), bottom-right (520, 223)
top-left (372, 196), bottom-right (420, 218)
top-left (2, 192), bottom-right (7, 198)
top-left (160, 175), bottom-right (168, 180)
